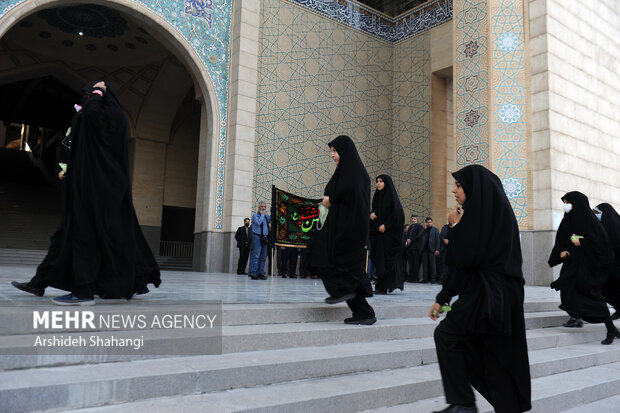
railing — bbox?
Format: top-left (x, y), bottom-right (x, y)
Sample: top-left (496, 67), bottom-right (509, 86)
top-left (159, 241), bottom-right (194, 257)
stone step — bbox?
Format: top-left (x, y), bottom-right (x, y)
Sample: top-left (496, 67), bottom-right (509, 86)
top-left (1, 324), bottom-right (616, 401)
top-left (23, 347), bottom-right (620, 413)
top-left (0, 311), bottom-right (569, 349)
top-left (0, 251), bottom-right (192, 269)
top-left (365, 362), bottom-right (620, 413)
top-left (0, 316), bottom-right (606, 372)
top-left (559, 393), bottom-right (620, 413)
top-left (0, 300), bottom-right (564, 334)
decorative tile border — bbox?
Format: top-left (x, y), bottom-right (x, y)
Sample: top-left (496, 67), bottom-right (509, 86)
top-left (490, 0), bottom-right (529, 226)
top-left (1, 0), bottom-right (233, 229)
top-left (286, 0), bottom-right (452, 43)
top-left (455, 0), bottom-right (489, 168)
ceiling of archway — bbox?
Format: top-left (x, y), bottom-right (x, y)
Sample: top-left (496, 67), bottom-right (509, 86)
top-left (7, 4), bottom-right (168, 67)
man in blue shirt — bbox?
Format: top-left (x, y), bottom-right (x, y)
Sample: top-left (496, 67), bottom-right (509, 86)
top-left (249, 201), bottom-right (271, 280)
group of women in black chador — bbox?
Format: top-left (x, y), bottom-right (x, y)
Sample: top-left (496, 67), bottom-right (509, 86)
top-left (548, 193), bottom-right (620, 344)
top-left (306, 135), bottom-right (407, 325)
top-left (8, 93), bottom-right (618, 411)
top-left (307, 134), bottom-right (618, 413)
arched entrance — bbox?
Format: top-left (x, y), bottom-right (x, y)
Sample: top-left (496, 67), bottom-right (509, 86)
top-left (0, 1), bottom-right (220, 270)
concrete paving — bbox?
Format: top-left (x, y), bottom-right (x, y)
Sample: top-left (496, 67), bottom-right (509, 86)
top-left (0, 265), bottom-right (562, 304)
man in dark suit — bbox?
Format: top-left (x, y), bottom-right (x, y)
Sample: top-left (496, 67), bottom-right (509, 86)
top-left (437, 222), bottom-right (450, 284)
top-left (421, 217), bottom-right (441, 283)
top-left (234, 218), bottom-right (251, 274)
top-left (406, 214), bottom-right (425, 282)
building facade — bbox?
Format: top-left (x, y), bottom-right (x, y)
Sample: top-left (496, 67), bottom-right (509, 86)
top-left (0, 0), bottom-right (618, 284)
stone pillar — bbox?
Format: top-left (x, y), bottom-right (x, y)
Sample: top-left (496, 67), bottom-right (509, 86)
top-left (131, 137), bottom-right (167, 255)
top-left (430, 74), bottom-right (448, 222)
top-left (194, 0), bottom-right (260, 272)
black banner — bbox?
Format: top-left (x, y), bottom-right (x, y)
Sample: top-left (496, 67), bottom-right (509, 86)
top-left (271, 186), bottom-right (321, 247)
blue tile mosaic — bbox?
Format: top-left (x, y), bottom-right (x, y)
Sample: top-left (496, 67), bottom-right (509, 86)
top-left (491, 0), bottom-right (529, 225)
top-left (1, 0), bottom-right (233, 230)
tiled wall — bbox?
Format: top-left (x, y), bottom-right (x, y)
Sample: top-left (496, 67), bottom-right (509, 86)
top-left (392, 34), bottom-right (431, 216)
top-left (254, 0), bottom-right (431, 216)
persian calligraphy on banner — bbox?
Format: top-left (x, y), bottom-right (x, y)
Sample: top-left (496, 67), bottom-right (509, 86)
top-left (271, 186), bottom-right (321, 247)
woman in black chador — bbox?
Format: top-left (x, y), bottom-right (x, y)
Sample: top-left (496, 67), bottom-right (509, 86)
top-left (548, 191), bottom-right (619, 343)
top-left (309, 135), bottom-right (376, 325)
top-left (370, 174), bottom-right (405, 294)
top-left (595, 203), bottom-right (620, 319)
top-left (430, 165), bottom-right (531, 413)
top-left (11, 81), bottom-right (161, 305)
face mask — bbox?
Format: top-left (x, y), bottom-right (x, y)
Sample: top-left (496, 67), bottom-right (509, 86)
top-left (593, 207), bottom-right (602, 221)
top-left (563, 203), bottom-right (573, 213)
top-left (244, 223), bottom-right (249, 227)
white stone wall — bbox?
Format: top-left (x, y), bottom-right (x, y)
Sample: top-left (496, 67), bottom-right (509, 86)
top-left (531, 0), bottom-right (620, 230)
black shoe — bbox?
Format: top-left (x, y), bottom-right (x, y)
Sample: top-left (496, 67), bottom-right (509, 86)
top-left (250, 276), bottom-right (260, 280)
top-left (325, 292), bottom-right (356, 304)
top-left (612, 311), bottom-right (619, 320)
top-left (11, 281), bottom-right (44, 297)
top-left (374, 289), bottom-right (388, 294)
top-left (289, 275), bottom-right (297, 278)
top-left (259, 275), bottom-right (267, 280)
top-left (602, 331), bottom-right (620, 345)
top-left (344, 316), bottom-right (377, 325)
top-left (563, 317), bottom-right (583, 328)
top-left (433, 405), bottom-right (477, 413)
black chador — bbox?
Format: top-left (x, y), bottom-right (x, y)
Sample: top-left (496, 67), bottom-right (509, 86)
top-left (596, 203), bottom-right (620, 317)
top-left (548, 192), bottom-right (619, 345)
top-left (12, 82), bottom-right (161, 300)
top-left (308, 135), bottom-right (375, 324)
top-left (370, 174), bottom-right (405, 293)
top-left (433, 165), bottom-right (531, 413)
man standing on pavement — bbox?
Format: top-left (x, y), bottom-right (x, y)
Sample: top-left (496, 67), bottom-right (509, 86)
top-left (421, 217), bottom-right (441, 283)
top-left (234, 218), bottom-right (251, 274)
top-left (406, 214), bottom-right (424, 282)
top-left (249, 202), bottom-right (270, 280)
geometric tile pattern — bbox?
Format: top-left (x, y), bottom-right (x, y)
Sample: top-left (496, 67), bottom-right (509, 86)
top-left (286, 0), bottom-right (453, 44)
top-left (455, 0), bottom-right (490, 168)
top-left (392, 33), bottom-right (431, 216)
top-left (490, 0), bottom-right (529, 226)
top-left (1, 0), bottom-right (233, 230)
top-left (255, 0), bottom-right (431, 216)
top-left (255, 0), bottom-right (392, 207)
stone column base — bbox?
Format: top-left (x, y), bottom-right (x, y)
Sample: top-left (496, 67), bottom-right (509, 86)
top-left (520, 230), bottom-right (560, 286)
top-left (140, 225), bottom-right (161, 257)
top-left (193, 231), bottom-right (236, 273)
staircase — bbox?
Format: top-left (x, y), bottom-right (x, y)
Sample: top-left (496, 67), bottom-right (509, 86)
top-left (1, 300), bottom-right (620, 412)
top-left (155, 256), bottom-right (193, 271)
top-left (0, 249), bottom-right (193, 271)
